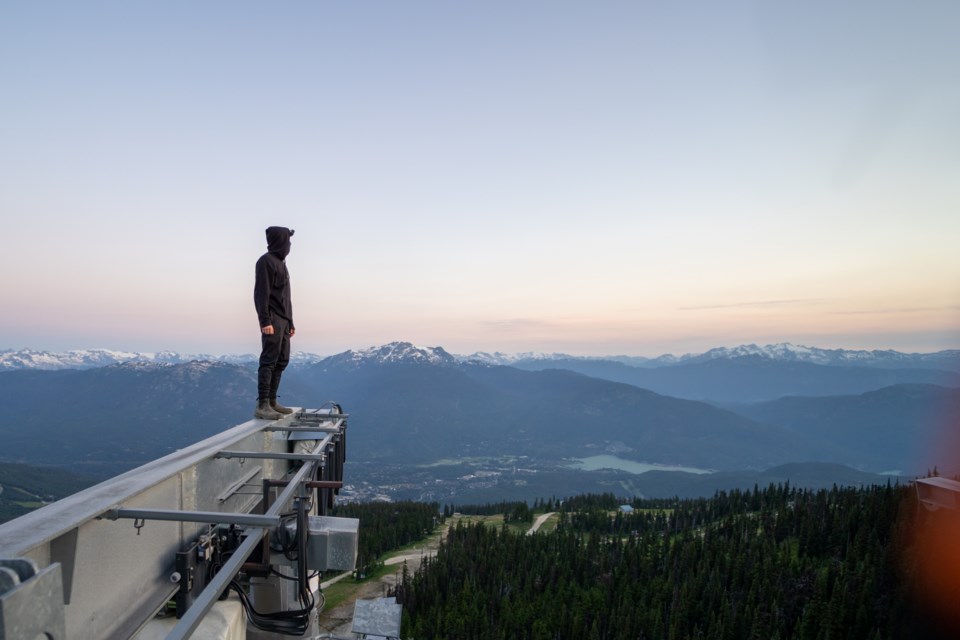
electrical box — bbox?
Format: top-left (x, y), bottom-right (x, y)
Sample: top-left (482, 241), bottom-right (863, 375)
top-left (306, 516), bottom-right (359, 572)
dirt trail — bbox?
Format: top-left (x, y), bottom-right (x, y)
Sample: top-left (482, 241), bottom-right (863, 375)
top-left (527, 511), bottom-right (555, 535)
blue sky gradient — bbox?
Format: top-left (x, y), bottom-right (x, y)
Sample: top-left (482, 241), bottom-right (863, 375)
top-left (1, 1), bottom-right (958, 356)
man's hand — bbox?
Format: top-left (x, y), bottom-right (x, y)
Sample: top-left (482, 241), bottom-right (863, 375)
top-left (261, 325), bottom-right (274, 335)
top-left (289, 327), bottom-right (296, 338)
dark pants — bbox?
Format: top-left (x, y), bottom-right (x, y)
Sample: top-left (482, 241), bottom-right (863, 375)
top-left (257, 316), bottom-right (290, 402)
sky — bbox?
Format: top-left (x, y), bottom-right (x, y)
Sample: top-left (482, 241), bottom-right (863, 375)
top-left (1, 1), bottom-right (958, 358)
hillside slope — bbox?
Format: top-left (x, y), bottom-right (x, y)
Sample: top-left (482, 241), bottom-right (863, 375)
top-left (512, 355), bottom-right (960, 402)
top-left (731, 384), bottom-right (960, 472)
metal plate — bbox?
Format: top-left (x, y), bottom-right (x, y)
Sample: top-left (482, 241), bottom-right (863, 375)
top-left (352, 597), bottom-right (402, 638)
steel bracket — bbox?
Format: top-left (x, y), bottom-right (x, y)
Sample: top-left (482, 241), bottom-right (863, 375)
top-left (0, 558), bottom-right (65, 640)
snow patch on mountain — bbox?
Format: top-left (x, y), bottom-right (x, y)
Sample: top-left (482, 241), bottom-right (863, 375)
top-left (459, 351), bottom-right (583, 365)
top-left (3, 342), bottom-right (957, 372)
top-left (0, 348), bottom-right (176, 370)
top-left (459, 343), bottom-right (960, 370)
top-left (672, 343), bottom-right (960, 368)
top-left (316, 342), bottom-right (458, 370)
top-left (0, 348), bottom-right (328, 371)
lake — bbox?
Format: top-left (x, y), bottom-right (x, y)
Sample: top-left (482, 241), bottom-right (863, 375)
top-left (571, 455), bottom-right (713, 475)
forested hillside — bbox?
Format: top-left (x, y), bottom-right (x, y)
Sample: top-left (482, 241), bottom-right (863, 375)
top-left (332, 500), bottom-right (440, 575)
top-left (398, 485), bottom-right (945, 639)
top-left (0, 462), bottom-right (97, 523)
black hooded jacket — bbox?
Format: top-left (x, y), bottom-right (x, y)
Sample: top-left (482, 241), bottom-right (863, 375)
top-left (254, 226), bottom-right (295, 330)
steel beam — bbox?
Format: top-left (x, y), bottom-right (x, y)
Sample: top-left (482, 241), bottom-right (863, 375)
top-left (166, 436), bottom-right (331, 640)
top-left (0, 409), bottom-right (348, 640)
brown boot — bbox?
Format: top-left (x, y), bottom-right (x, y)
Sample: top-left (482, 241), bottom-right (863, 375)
top-left (254, 399), bottom-right (283, 420)
top-left (270, 398), bottom-right (294, 415)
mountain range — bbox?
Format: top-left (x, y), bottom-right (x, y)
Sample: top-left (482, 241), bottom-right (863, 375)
top-left (4, 342), bottom-right (958, 372)
top-left (607, 343), bottom-right (960, 370)
top-left (0, 361), bottom-right (261, 475)
top-left (2, 342), bottom-right (957, 490)
top-left (510, 355), bottom-right (960, 403)
top-left (294, 356), bottom-right (814, 469)
top-left (732, 383), bottom-right (960, 472)
top-left (0, 348), bottom-right (323, 370)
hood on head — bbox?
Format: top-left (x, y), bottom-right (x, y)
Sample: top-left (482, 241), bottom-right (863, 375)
top-left (265, 226), bottom-right (294, 259)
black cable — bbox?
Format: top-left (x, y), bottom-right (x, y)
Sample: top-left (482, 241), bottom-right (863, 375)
top-left (235, 496), bottom-right (315, 634)
top-left (229, 579), bottom-right (312, 636)
top-left (269, 568), bottom-right (300, 581)
top-left (270, 567), bottom-right (320, 582)
top-left (295, 496), bottom-right (315, 612)
top-left (202, 505), bottom-right (316, 636)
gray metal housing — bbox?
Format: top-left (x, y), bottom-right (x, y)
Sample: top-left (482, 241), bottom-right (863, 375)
top-left (0, 408), bottom-right (348, 639)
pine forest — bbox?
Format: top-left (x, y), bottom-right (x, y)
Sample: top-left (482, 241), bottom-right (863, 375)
top-left (395, 484), bottom-right (956, 639)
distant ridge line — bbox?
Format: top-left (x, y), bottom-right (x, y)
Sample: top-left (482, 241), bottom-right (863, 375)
top-left (2, 341), bottom-right (958, 371)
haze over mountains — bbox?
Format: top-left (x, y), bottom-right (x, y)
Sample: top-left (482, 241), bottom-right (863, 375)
top-left (295, 354), bottom-right (812, 469)
top-left (468, 343), bottom-right (960, 371)
top-left (1, 342), bottom-right (957, 505)
top-left (510, 356), bottom-right (960, 403)
top-left (4, 342), bottom-right (959, 373)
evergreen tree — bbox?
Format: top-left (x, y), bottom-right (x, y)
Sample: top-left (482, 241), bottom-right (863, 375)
top-left (398, 485), bottom-right (927, 639)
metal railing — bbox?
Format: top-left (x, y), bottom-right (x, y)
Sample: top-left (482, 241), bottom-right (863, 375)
top-left (0, 406), bottom-right (348, 640)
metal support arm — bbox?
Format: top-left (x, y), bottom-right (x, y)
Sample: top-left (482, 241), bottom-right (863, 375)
top-left (215, 450), bottom-right (328, 461)
top-left (100, 508), bottom-right (281, 528)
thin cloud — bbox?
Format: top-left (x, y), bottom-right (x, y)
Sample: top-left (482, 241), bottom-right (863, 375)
top-left (828, 305), bottom-right (960, 316)
top-left (679, 299), bottom-right (829, 311)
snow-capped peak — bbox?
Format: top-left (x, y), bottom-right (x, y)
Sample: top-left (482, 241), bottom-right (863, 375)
top-left (0, 348), bottom-right (159, 370)
top-left (3, 342), bottom-right (957, 372)
top-left (669, 343), bottom-right (960, 368)
top-left (458, 351), bottom-right (580, 365)
top-left (319, 341), bottom-right (458, 369)
top-left (694, 343), bottom-right (815, 362)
